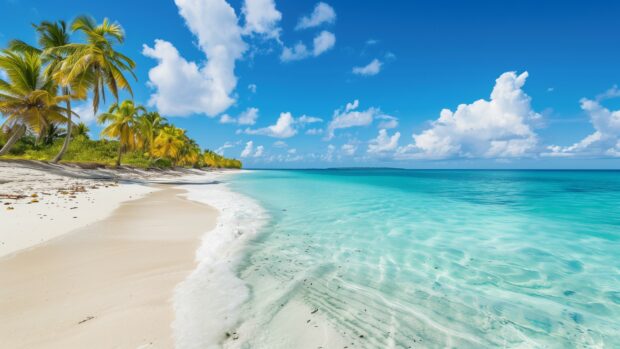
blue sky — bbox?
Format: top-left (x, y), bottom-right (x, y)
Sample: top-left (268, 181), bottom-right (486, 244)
top-left (1, 0), bottom-right (620, 168)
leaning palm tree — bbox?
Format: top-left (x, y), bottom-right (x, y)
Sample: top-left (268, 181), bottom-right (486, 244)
top-left (97, 100), bottom-right (144, 166)
top-left (9, 21), bottom-right (86, 162)
top-left (46, 16), bottom-right (135, 162)
top-left (137, 111), bottom-right (165, 156)
top-left (0, 50), bottom-right (69, 155)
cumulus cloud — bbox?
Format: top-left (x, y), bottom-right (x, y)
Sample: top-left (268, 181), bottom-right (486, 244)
top-left (396, 71), bottom-right (541, 159)
top-left (296, 2), bottom-right (336, 30)
top-left (241, 141), bottom-right (254, 157)
top-left (325, 100), bottom-right (383, 140)
top-left (368, 129), bottom-right (400, 154)
top-left (242, 0), bottom-right (282, 39)
top-left (543, 91), bottom-right (620, 158)
top-left (244, 112), bottom-right (323, 138)
top-left (245, 112), bottom-right (297, 138)
top-left (353, 58), bottom-right (382, 76)
top-left (248, 83), bottom-right (257, 93)
top-left (220, 107), bottom-right (259, 125)
top-left (280, 31), bottom-right (335, 62)
top-left (143, 0), bottom-right (246, 117)
top-left (240, 141), bottom-right (264, 158)
top-left (273, 140), bottom-right (288, 148)
top-left (144, 0), bottom-right (282, 117)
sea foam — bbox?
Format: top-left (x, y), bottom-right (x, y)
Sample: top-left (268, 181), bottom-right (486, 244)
top-left (171, 172), bottom-right (268, 349)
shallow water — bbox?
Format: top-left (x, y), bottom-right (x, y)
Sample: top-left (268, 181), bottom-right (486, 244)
top-left (228, 170), bottom-right (620, 348)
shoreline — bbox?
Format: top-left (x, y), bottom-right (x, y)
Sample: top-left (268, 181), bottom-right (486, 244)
top-left (0, 184), bottom-right (219, 348)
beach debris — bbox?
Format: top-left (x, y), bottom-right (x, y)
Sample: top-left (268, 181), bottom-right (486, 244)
top-left (6, 206), bottom-right (14, 210)
top-left (30, 199), bottom-right (39, 203)
top-left (311, 308), bottom-right (318, 314)
top-left (78, 316), bottom-right (95, 324)
top-left (31, 193), bottom-right (38, 198)
top-left (0, 194), bottom-right (27, 200)
top-left (225, 332), bottom-right (240, 340)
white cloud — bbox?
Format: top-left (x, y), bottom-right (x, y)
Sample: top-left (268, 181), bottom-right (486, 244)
top-left (313, 31), bottom-right (336, 56)
top-left (254, 145), bottom-right (264, 157)
top-left (288, 148), bottom-right (297, 154)
top-left (240, 141), bottom-right (264, 158)
top-left (326, 100), bottom-right (381, 140)
top-left (377, 115), bottom-right (398, 129)
top-left (323, 144), bottom-right (336, 161)
top-left (397, 71), bottom-right (540, 160)
top-left (273, 140), bottom-right (288, 148)
top-left (543, 93), bottom-right (620, 158)
top-left (596, 85), bottom-right (620, 100)
top-left (219, 114), bottom-right (235, 124)
top-left (144, 0), bottom-right (281, 117)
top-left (238, 107), bottom-right (259, 125)
top-left (143, 0), bottom-right (246, 117)
top-left (219, 107), bottom-right (259, 125)
top-left (245, 112), bottom-right (297, 138)
top-left (244, 112), bottom-right (323, 138)
top-left (280, 31), bottom-right (335, 62)
top-left (345, 100), bottom-right (359, 112)
top-left (306, 128), bottom-right (323, 135)
top-left (215, 141), bottom-right (235, 155)
top-left (298, 115), bottom-right (323, 124)
top-left (280, 42), bottom-right (310, 61)
top-left (296, 2), bottom-right (336, 30)
top-left (341, 143), bottom-right (357, 156)
top-left (241, 141), bottom-right (254, 157)
top-left (248, 83), bottom-right (257, 93)
top-left (353, 58), bottom-right (382, 76)
top-left (73, 99), bottom-right (97, 125)
top-left (368, 129), bottom-right (400, 154)
top-left (242, 0), bottom-right (282, 39)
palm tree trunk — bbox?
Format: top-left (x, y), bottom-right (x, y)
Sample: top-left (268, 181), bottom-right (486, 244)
top-left (116, 143), bottom-right (123, 167)
top-left (52, 88), bottom-right (72, 163)
top-left (0, 124), bottom-right (26, 156)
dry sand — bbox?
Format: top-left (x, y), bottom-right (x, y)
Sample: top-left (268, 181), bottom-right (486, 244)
top-left (0, 186), bottom-right (217, 348)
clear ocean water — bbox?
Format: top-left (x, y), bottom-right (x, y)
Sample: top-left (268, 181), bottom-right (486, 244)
top-left (227, 169), bottom-right (620, 348)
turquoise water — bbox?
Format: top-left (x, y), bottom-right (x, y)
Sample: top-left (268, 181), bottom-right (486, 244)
top-left (228, 170), bottom-right (620, 348)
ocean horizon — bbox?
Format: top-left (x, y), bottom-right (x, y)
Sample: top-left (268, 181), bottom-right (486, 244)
top-left (183, 169), bottom-right (620, 348)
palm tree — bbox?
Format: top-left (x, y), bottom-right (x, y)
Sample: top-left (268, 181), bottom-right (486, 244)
top-left (179, 138), bottom-right (202, 167)
top-left (97, 100), bottom-right (144, 166)
top-left (137, 111), bottom-right (165, 156)
top-left (0, 50), bottom-right (69, 155)
top-left (153, 126), bottom-right (185, 165)
top-left (45, 16), bottom-right (136, 162)
top-left (72, 122), bottom-right (90, 139)
top-left (52, 16), bottom-right (136, 114)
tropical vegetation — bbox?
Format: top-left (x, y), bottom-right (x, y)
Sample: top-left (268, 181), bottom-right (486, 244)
top-left (0, 16), bottom-right (241, 169)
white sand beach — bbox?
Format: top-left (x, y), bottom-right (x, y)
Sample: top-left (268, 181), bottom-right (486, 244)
top-left (0, 161), bottom-right (221, 348)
